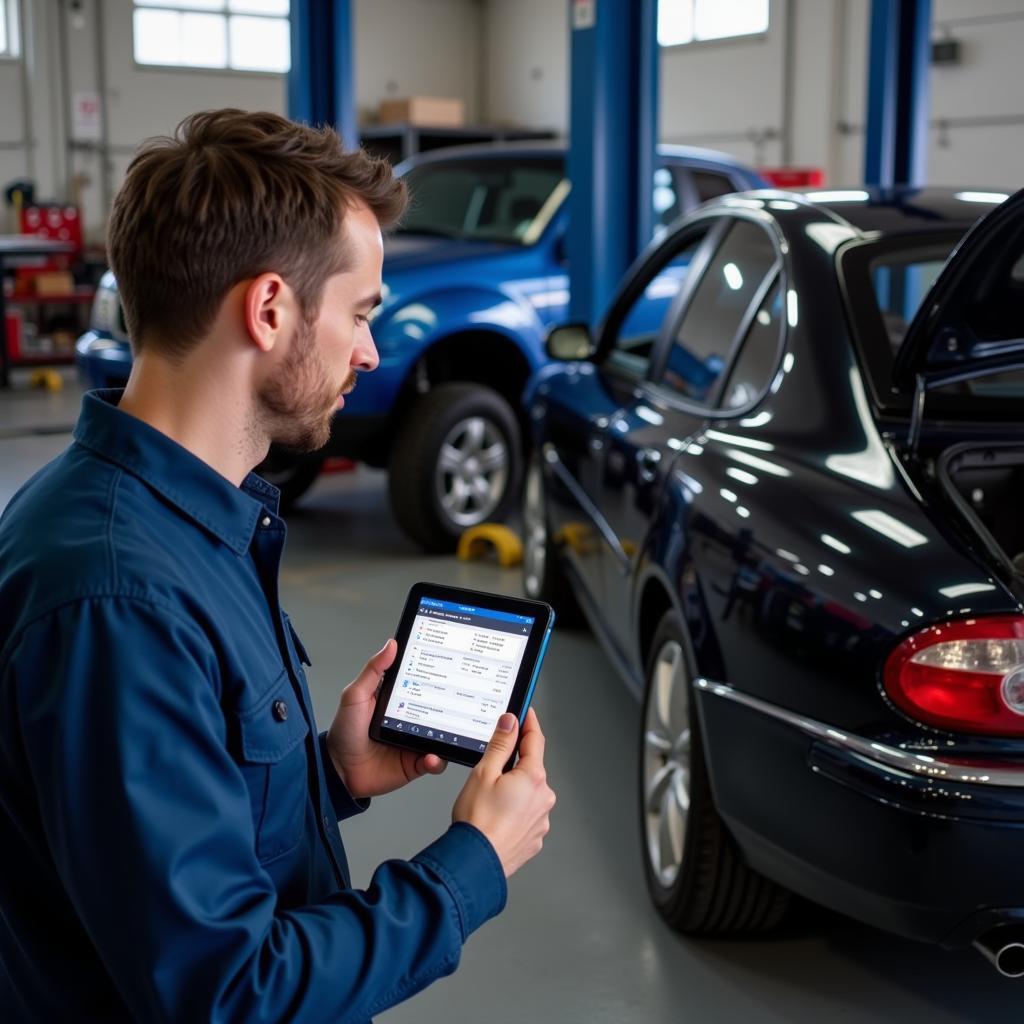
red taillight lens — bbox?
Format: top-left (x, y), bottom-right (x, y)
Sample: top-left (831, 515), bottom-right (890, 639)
top-left (884, 616), bottom-right (1024, 735)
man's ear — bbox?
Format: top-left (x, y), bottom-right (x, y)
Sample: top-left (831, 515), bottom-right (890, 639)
top-left (243, 273), bottom-right (294, 353)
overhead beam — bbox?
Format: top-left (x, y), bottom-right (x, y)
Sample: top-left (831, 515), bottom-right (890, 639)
top-left (568, 0), bottom-right (659, 326)
top-left (864, 0), bottom-right (932, 187)
top-left (288, 0), bottom-right (357, 150)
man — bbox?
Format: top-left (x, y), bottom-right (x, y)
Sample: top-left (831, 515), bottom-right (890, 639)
top-left (0, 109), bottom-right (555, 1022)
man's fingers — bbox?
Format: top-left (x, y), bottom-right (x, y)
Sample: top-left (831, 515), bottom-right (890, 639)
top-left (515, 708), bottom-right (546, 770)
top-left (346, 639), bottom-right (396, 700)
top-left (477, 712), bottom-right (519, 777)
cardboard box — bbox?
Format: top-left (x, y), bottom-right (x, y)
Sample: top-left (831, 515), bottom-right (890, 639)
top-left (377, 96), bottom-right (465, 128)
top-left (31, 271), bottom-right (75, 297)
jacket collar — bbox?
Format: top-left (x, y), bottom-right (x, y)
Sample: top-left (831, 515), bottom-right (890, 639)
top-left (73, 389), bottom-right (280, 556)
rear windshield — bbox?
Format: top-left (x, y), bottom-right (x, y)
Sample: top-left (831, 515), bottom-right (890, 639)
top-left (398, 158), bottom-right (566, 245)
top-left (844, 233), bottom-right (1024, 410)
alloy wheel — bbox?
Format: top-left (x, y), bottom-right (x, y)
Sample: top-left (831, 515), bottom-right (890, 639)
top-left (643, 640), bottom-right (693, 888)
top-left (434, 416), bottom-right (509, 527)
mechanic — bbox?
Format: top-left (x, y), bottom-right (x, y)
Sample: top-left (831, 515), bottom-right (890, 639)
top-left (0, 109), bottom-right (555, 1022)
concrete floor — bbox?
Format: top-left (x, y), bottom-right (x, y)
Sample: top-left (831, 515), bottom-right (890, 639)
top-left (1, 375), bottom-right (1020, 1023)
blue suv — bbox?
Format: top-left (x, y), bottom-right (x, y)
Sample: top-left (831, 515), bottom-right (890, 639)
top-left (77, 141), bottom-right (765, 550)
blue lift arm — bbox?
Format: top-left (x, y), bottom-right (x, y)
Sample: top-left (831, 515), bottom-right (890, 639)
top-left (568, 0), bottom-right (659, 327)
top-left (864, 0), bottom-right (932, 187)
top-left (288, 0), bottom-right (358, 150)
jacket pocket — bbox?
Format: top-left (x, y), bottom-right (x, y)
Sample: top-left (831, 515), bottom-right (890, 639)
top-left (233, 671), bottom-right (310, 862)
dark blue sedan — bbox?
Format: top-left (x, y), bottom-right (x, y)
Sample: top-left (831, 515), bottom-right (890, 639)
top-left (523, 186), bottom-right (1024, 974)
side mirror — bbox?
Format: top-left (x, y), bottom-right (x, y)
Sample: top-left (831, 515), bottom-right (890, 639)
top-left (546, 323), bottom-right (596, 361)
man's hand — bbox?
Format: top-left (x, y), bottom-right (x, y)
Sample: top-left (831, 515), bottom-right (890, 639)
top-left (452, 709), bottom-right (555, 878)
top-left (325, 639), bottom-right (447, 800)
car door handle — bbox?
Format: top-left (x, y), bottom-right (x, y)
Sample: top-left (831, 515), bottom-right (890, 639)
top-left (637, 448), bottom-right (662, 484)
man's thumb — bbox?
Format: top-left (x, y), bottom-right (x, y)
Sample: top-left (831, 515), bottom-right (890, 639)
top-left (479, 713), bottom-right (518, 773)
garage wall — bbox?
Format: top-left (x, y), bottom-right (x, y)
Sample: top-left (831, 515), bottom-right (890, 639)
top-left (0, 0), bottom-right (482, 240)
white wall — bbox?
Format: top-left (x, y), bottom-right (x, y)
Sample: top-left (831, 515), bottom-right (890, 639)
top-left (0, 0), bottom-right (482, 240)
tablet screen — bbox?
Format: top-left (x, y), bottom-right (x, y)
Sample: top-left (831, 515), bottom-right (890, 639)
top-left (380, 596), bottom-right (537, 756)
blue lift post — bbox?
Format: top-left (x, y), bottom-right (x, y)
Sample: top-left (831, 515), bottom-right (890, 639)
top-left (864, 0), bottom-right (932, 187)
top-left (567, 0), bottom-right (659, 327)
top-left (288, 0), bottom-right (358, 150)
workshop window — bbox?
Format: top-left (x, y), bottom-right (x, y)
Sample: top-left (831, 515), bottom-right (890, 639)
top-left (133, 1), bottom-right (290, 73)
top-left (0, 0), bottom-right (21, 59)
top-left (658, 0), bottom-right (769, 47)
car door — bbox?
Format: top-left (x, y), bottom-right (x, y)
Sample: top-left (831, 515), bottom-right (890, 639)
top-left (596, 215), bottom-right (784, 656)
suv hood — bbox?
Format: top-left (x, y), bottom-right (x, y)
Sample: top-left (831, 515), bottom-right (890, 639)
top-left (384, 233), bottom-right (521, 273)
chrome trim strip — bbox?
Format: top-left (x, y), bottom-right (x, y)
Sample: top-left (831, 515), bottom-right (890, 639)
top-left (695, 678), bottom-right (1024, 789)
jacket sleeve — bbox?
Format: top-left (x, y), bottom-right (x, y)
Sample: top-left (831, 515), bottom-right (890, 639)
top-left (9, 596), bottom-right (506, 1023)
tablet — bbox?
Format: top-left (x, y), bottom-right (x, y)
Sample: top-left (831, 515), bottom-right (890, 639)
top-left (369, 582), bottom-right (554, 767)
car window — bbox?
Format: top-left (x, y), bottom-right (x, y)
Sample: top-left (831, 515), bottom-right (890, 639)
top-left (604, 232), bottom-right (706, 380)
top-left (692, 170), bottom-right (736, 204)
top-left (398, 158), bottom-right (565, 244)
top-left (658, 219), bottom-right (778, 402)
top-left (718, 279), bottom-right (783, 410)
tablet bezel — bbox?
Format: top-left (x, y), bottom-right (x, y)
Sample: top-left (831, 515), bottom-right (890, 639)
top-left (368, 582), bottom-right (554, 767)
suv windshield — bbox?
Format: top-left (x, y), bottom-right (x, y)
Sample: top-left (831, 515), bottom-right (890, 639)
top-left (398, 157), bottom-right (566, 245)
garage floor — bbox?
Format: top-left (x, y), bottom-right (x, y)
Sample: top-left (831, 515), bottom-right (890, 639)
top-left (1, 376), bottom-right (1018, 1023)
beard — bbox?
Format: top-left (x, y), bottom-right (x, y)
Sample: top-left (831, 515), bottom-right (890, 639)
top-left (257, 316), bottom-right (353, 453)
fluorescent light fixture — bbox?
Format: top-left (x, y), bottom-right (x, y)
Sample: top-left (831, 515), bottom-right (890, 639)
top-left (704, 429), bottom-right (774, 452)
top-left (852, 509), bottom-right (929, 548)
top-left (725, 467), bottom-right (759, 486)
top-left (818, 564), bottom-right (835, 576)
top-left (938, 582), bottom-right (998, 598)
top-left (854, 592), bottom-right (867, 602)
top-left (954, 191), bottom-right (1009, 205)
top-left (726, 449), bottom-right (792, 477)
top-left (635, 405), bottom-right (664, 426)
top-left (720, 488), bottom-right (738, 503)
top-left (777, 548), bottom-right (799, 562)
top-left (736, 506), bottom-right (751, 518)
top-left (821, 534), bottom-right (852, 555)
top-left (787, 290), bottom-right (799, 327)
top-left (869, 589), bottom-right (883, 599)
top-left (794, 563), bottom-right (810, 575)
top-left (723, 262), bottom-right (744, 290)
top-left (807, 190), bottom-right (870, 203)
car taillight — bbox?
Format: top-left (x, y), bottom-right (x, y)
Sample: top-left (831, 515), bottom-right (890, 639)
top-left (884, 616), bottom-right (1024, 735)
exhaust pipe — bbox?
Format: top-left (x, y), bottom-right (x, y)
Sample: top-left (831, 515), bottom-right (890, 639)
top-left (973, 926), bottom-right (1024, 978)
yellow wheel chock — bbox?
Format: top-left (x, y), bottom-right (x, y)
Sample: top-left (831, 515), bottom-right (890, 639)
top-left (457, 524), bottom-right (523, 568)
top-left (30, 369), bottom-right (63, 392)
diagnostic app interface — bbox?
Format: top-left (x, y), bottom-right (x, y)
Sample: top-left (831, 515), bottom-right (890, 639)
top-left (381, 597), bottom-right (535, 754)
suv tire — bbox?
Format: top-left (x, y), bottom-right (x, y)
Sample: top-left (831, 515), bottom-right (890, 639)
top-left (640, 609), bottom-right (790, 934)
top-left (388, 383), bottom-right (521, 552)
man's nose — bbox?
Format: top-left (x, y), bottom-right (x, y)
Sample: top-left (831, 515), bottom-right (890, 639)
top-left (353, 332), bottom-right (379, 373)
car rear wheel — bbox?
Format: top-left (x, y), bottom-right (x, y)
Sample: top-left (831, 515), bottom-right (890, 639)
top-left (256, 452), bottom-right (324, 511)
top-left (641, 609), bottom-right (790, 934)
top-left (388, 383), bottom-right (521, 552)
top-left (522, 452), bottom-right (583, 626)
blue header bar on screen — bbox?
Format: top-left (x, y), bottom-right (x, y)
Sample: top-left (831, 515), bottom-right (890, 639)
top-left (419, 597), bottom-right (535, 626)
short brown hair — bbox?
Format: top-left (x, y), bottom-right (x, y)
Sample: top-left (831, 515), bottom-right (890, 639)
top-left (107, 109), bottom-right (407, 357)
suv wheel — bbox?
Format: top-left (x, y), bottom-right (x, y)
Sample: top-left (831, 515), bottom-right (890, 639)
top-left (256, 453), bottom-right (324, 511)
top-left (641, 610), bottom-right (790, 934)
top-left (388, 383), bottom-right (521, 552)
top-left (522, 452), bottom-right (583, 625)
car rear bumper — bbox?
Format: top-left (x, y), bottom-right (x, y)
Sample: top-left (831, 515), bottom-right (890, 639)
top-left (695, 679), bottom-right (1024, 947)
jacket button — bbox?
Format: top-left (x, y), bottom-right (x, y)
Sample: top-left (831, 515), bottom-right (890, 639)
top-left (272, 699), bottom-right (288, 722)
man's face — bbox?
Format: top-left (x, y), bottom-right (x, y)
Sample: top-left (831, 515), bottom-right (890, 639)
top-left (258, 203), bottom-right (384, 452)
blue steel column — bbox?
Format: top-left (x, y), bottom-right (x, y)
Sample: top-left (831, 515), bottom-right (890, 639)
top-left (568, 0), bottom-right (659, 327)
top-left (864, 0), bottom-right (932, 187)
top-left (288, 0), bottom-right (358, 150)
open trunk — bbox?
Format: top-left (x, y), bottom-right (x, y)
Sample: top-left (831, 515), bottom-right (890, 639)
top-left (937, 441), bottom-right (1024, 578)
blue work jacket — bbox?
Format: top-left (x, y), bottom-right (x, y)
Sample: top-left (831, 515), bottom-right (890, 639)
top-left (0, 390), bottom-right (506, 1022)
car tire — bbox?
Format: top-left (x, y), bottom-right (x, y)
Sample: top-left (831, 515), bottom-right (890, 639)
top-left (522, 452), bottom-right (584, 627)
top-left (388, 383), bottom-right (522, 552)
top-left (257, 453), bottom-right (324, 511)
top-left (640, 609), bottom-right (790, 934)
